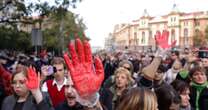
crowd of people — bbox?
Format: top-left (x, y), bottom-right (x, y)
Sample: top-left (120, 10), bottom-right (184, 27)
top-left (1, 30), bottom-right (208, 110)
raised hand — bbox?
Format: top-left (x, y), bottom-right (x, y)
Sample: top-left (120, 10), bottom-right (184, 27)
top-left (26, 67), bottom-right (40, 90)
top-left (155, 30), bottom-right (176, 49)
top-left (63, 39), bottom-right (104, 97)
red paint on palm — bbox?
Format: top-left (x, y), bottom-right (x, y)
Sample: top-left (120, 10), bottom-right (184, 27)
top-left (63, 39), bottom-right (104, 97)
top-left (155, 30), bottom-right (176, 49)
top-left (26, 67), bottom-right (40, 90)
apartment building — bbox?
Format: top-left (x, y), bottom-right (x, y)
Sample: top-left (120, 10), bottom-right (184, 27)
top-left (108, 7), bottom-right (208, 51)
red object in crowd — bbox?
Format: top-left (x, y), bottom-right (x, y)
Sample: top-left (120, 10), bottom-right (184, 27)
top-left (155, 30), bottom-right (176, 49)
top-left (0, 64), bottom-right (13, 95)
top-left (63, 38), bottom-right (104, 97)
top-left (40, 49), bottom-right (47, 58)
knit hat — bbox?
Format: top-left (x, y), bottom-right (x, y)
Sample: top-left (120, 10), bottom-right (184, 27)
top-left (142, 57), bottom-right (162, 80)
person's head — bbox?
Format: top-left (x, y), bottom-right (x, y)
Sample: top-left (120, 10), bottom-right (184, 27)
top-left (155, 85), bottom-right (181, 110)
top-left (184, 48), bottom-right (189, 54)
top-left (11, 66), bottom-right (29, 97)
top-left (201, 58), bottom-right (208, 67)
top-left (171, 51), bottom-right (179, 60)
top-left (171, 60), bottom-right (182, 73)
top-left (51, 57), bottom-right (65, 81)
top-left (114, 67), bottom-right (134, 88)
top-left (154, 64), bottom-right (167, 86)
top-left (118, 60), bottom-right (134, 74)
top-left (189, 66), bottom-right (207, 84)
top-left (64, 76), bottom-right (77, 107)
top-left (65, 76), bottom-right (103, 110)
top-left (171, 80), bottom-right (190, 108)
top-left (117, 87), bottom-right (158, 110)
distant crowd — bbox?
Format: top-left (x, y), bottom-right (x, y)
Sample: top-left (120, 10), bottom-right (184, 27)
top-left (1, 40), bottom-right (208, 110)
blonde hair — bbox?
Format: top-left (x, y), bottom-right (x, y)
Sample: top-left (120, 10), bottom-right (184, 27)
top-left (114, 67), bottom-right (134, 86)
top-left (117, 87), bottom-right (158, 110)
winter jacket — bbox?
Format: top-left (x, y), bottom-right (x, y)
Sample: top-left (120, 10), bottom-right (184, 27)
top-left (190, 82), bottom-right (208, 110)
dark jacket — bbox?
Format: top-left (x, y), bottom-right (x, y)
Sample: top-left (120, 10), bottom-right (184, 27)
top-left (55, 101), bottom-right (84, 110)
top-left (190, 82), bottom-right (208, 110)
top-left (100, 85), bottom-right (128, 110)
top-left (1, 93), bottom-right (54, 110)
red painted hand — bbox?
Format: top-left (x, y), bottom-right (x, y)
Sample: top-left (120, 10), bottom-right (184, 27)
top-left (26, 67), bottom-right (40, 90)
top-left (155, 30), bottom-right (176, 49)
top-left (63, 39), bottom-right (104, 97)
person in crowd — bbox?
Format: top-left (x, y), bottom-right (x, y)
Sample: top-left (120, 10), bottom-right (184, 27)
top-left (171, 80), bottom-right (191, 110)
top-left (201, 58), bottom-right (208, 77)
top-left (102, 59), bottom-right (134, 89)
top-left (117, 87), bottom-right (158, 110)
top-left (167, 50), bottom-right (180, 69)
top-left (163, 59), bottom-right (182, 84)
top-left (155, 83), bottom-right (181, 110)
top-left (100, 67), bottom-right (134, 110)
top-left (63, 38), bottom-right (105, 110)
top-left (40, 64), bottom-right (54, 84)
top-left (198, 41), bottom-right (208, 58)
top-left (136, 29), bottom-right (176, 90)
top-left (153, 64), bottom-right (169, 89)
top-left (136, 56), bottom-right (162, 89)
top-left (1, 66), bottom-right (53, 110)
top-left (103, 54), bottom-right (117, 82)
top-left (0, 62), bottom-right (13, 109)
top-left (189, 66), bottom-right (208, 110)
top-left (41, 57), bottom-right (67, 107)
top-left (55, 75), bottom-right (106, 110)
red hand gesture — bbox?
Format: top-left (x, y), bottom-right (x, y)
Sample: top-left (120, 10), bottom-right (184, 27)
top-left (155, 30), bottom-right (176, 49)
top-left (63, 39), bottom-right (104, 97)
top-left (26, 67), bottom-right (40, 90)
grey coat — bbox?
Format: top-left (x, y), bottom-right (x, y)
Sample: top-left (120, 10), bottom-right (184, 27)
top-left (1, 93), bottom-right (54, 110)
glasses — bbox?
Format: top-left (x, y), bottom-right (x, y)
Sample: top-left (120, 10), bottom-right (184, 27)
top-left (11, 79), bottom-right (26, 87)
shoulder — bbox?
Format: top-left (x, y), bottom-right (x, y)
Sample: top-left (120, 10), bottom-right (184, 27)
top-left (55, 102), bottom-right (67, 110)
top-left (3, 95), bottom-right (15, 102)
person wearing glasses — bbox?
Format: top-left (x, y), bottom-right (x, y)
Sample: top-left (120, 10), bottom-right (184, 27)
top-left (1, 66), bottom-right (53, 110)
top-left (41, 57), bottom-right (67, 108)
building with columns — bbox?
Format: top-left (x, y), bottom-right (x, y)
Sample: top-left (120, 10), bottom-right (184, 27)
top-left (106, 5), bottom-right (208, 51)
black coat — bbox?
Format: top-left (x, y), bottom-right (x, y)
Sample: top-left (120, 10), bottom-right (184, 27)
top-left (100, 86), bottom-right (127, 110)
top-left (55, 101), bottom-right (83, 110)
top-left (190, 85), bottom-right (208, 110)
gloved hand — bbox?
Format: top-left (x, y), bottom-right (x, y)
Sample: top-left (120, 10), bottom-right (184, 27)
top-left (155, 30), bottom-right (176, 49)
top-left (26, 67), bottom-right (40, 90)
top-left (63, 38), bottom-right (104, 97)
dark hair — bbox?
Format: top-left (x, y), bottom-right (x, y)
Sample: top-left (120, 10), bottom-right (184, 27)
top-left (171, 80), bottom-right (190, 94)
top-left (155, 84), bottom-right (181, 110)
top-left (157, 64), bottom-right (167, 73)
top-left (189, 66), bottom-right (206, 77)
top-left (171, 51), bottom-right (179, 57)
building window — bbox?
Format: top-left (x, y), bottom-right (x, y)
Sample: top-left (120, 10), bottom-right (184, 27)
top-left (174, 17), bottom-right (176, 21)
top-left (134, 32), bottom-right (137, 45)
top-left (184, 21), bottom-right (188, 26)
top-left (184, 28), bottom-right (188, 45)
top-left (171, 29), bottom-right (175, 42)
top-left (142, 31), bottom-right (145, 44)
top-left (195, 29), bottom-right (200, 36)
top-left (196, 21), bottom-right (200, 26)
top-left (149, 31), bottom-right (152, 38)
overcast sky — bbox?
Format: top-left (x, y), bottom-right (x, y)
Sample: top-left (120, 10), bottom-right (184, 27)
top-left (27, 0), bottom-right (208, 48)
